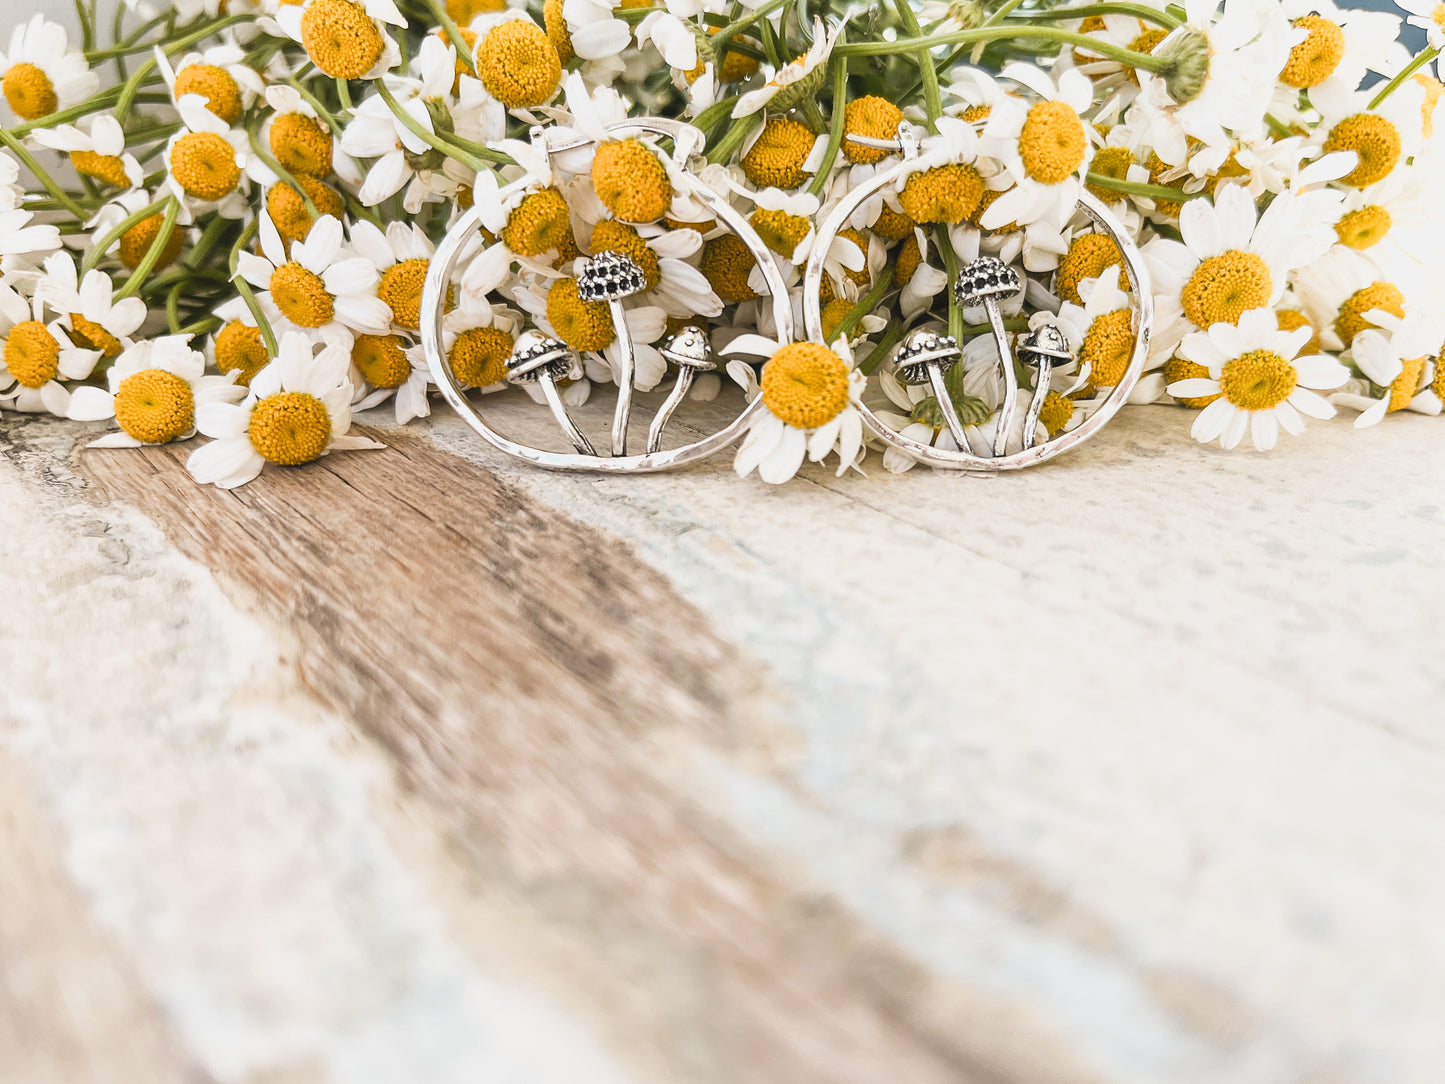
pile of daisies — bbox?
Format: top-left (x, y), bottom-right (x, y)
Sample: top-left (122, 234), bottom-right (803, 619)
top-left (0, 0), bottom-right (1441, 487)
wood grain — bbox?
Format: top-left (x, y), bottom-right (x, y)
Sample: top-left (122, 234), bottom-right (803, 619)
top-left (78, 430), bottom-right (1088, 1084)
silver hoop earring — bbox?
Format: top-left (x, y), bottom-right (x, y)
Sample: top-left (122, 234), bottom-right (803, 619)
top-left (420, 118), bottom-right (793, 473)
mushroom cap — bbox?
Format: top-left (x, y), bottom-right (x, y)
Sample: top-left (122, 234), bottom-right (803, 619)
top-left (506, 333), bottom-right (577, 382)
top-left (1016, 321), bottom-right (1075, 366)
top-left (659, 325), bottom-right (715, 371)
top-left (892, 327), bottom-right (962, 384)
top-left (953, 256), bottom-right (1023, 306)
top-left (577, 250), bottom-right (648, 302)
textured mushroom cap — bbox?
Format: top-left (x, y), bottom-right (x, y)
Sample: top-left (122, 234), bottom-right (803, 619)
top-left (659, 325), bottom-right (715, 371)
top-left (892, 327), bottom-right (962, 384)
top-left (577, 250), bottom-right (648, 302)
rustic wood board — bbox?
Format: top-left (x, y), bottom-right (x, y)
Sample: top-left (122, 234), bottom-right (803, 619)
top-left (2, 400), bottom-right (1443, 1084)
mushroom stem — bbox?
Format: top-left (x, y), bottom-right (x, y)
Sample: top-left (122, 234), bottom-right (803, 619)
top-left (983, 299), bottom-right (1018, 457)
top-left (539, 373), bottom-right (597, 456)
top-left (1021, 357), bottom-right (1052, 450)
top-left (608, 299), bottom-right (634, 457)
top-left (925, 363), bottom-right (975, 455)
top-left (647, 367), bottom-right (696, 454)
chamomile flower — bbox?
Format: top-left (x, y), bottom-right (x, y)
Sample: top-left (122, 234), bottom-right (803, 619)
top-left (36, 253), bottom-right (147, 361)
top-left (67, 335), bottom-right (245, 446)
top-left (0, 14), bottom-right (99, 121)
top-left (263, 85), bottom-right (337, 179)
top-left (1308, 79), bottom-right (1428, 191)
top-left (892, 116), bottom-right (985, 225)
top-left (348, 219), bottom-right (454, 332)
top-left (1275, 0), bottom-right (1408, 99)
top-left (733, 18), bottom-right (840, 118)
top-left (30, 115), bottom-right (143, 190)
top-left (275, 0), bottom-right (404, 81)
top-left (187, 331), bottom-right (385, 488)
top-left (1394, 0), bottom-right (1445, 54)
top-left (163, 94), bottom-right (270, 218)
top-left (236, 213), bottom-right (394, 341)
top-left (1167, 306), bottom-right (1349, 450)
top-left (155, 41), bottom-right (265, 126)
top-left (725, 336), bottom-right (866, 482)
top-left (581, 218), bottom-right (723, 320)
top-left (976, 63), bottom-right (1096, 229)
top-left (550, 0), bottom-right (631, 64)
top-left (1331, 309), bottom-right (1442, 425)
top-left (0, 291), bottom-right (100, 416)
top-left (471, 13), bottom-right (563, 113)
top-left (87, 189), bottom-right (186, 273)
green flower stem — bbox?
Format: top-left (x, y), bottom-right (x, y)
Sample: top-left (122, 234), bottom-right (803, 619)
top-left (860, 318), bottom-right (905, 375)
top-left (1370, 46), bottom-right (1438, 109)
top-left (166, 280), bottom-right (185, 334)
top-left (1085, 171), bottom-right (1201, 202)
top-left (114, 57), bottom-right (160, 123)
top-left (837, 25), bottom-right (1172, 74)
top-left (285, 76), bottom-right (347, 135)
top-left (375, 79), bottom-right (500, 172)
top-left (1013, 2), bottom-right (1182, 28)
top-left (706, 111), bottom-right (762, 164)
top-left (174, 314), bottom-right (222, 338)
top-left (76, 0), bottom-right (96, 54)
top-left (246, 117), bottom-right (320, 219)
top-left (110, 1), bottom-right (130, 80)
top-left (712, 0), bottom-right (789, 59)
top-left (935, 227), bottom-right (964, 344)
top-left (985, 0), bottom-right (1027, 26)
top-left (807, 51), bottom-right (849, 197)
top-left (83, 198), bottom-right (172, 276)
top-left (893, 0), bottom-right (941, 132)
top-left (184, 213), bottom-right (235, 272)
top-left (437, 130), bottom-right (516, 166)
top-left (425, 0), bottom-right (478, 74)
top-left (85, 13), bottom-right (256, 61)
top-left (827, 265), bottom-right (896, 346)
top-left (228, 218), bottom-right (278, 358)
top-left (6, 86), bottom-right (127, 137)
top-left (336, 78), bottom-right (354, 113)
top-left (692, 95), bottom-right (743, 138)
top-left (114, 197), bottom-right (180, 300)
top-left (0, 128), bottom-right (88, 220)
top-left (758, 16), bottom-right (784, 68)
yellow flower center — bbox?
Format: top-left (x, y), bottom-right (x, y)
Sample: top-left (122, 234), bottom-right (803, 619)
top-left (1080, 309), bottom-right (1135, 388)
top-left (4, 321), bottom-right (60, 388)
top-left (248, 391), bottom-right (333, 465)
top-left (871, 204), bottom-right (915, 242)
top-left (270, 113), bottom-right (333, 177)
top-left (114, 368), bottom-right (195, 443)
top-left (546, 277), bottom-right (615, 351)
top-left (818, 298), bottom-right (853, 342)
top-left (843, 96), bottom-right (903, 164)
top-left (542, 0), bottom-right (573, 66)
top-left (1433, 352), bottom-right (1445, 404)
top-left (1324, 113), bottom-right (1401, 188)
top-left (1086, 146), bottom-right (1133, 203)
top-left (1334, 281), bottom-right (1405, 344)
top-left (961, 104), bottom-right (992, 124)
top-left (214, 320), bottom-right (269, 385)
top-left (72, 150), bottom-right (130, 188)
top-left (1388, 355), bottom-right (1427, 412)
top-left (270, 262), bottom-right (335, 327)
top-left (501, 186), bottom-right (573, 256)
top-left (588, 220), bottom-right (660, 289)
top-left (898, 163), bottom-right (984, 224)
top-left (1415, 73), bottom-right (1442, 138)
top-left (749, 208), bottom-right (811, 257)
top-left (1145, 151), bottom-right (1186, 218)
top-left (1218, 349), bottom-right (1297, 411)
top-left (68, 314), bottom-right (123, 358)
top-left (450, 326), bottom-right (512, 387)
top-left (174, 63), bottom-right (243, 125)
top-left (351, 333), bottom-right (411, 388)
top-left (1280, 15), bottom-right (1345, 88)
top-left (478, 20), bottom-right (561, 109)
top-left (893, 234), bottom-right (921, 287)
top-left (1056, 232), bottom-right (1125, 304)
top-left (300, 0), bottom-right (384, 80)
top-left (760, 341), bottom-right (851, 430)
top-left (120, 213), bottom-right (184, 270)
top-left (1275, 309), bottom-right (1321, 356)
top-left (591, 139), bottom-right (673, 223)
top-left (1037, 390), bottom-right (1074, 436)
top-left (1018, 99), bottom-right (1086, 184)
top-left (1180, 251), bottom-right (1271, 329)
top-left (699, 234), bottom-right (759, 304)
top-left (1334, 204), bottom-right (1392, 250)
top-left (1164, 355), bottom-right (1219, 409)
top-left (740, 117), bottom-right (816, 190)
top-left (2, 62), bottom-right (57, 120)
top-left (267, 176), bottom-right (346, 243)
top-left (376, 258), bottom-right (430, 329)
top-left (170, 131), bottom-right (242, 201)
top-left (448, 0), bottom-right (506, 21)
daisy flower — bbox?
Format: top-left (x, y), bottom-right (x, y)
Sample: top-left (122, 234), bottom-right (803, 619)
top-left (976, 63), bottom-right (1096, 229)
top-left (1309, 78), bottom-right (1429, 195)
top-left (550, 0), bottom-right (632, 66)
top-left (1331, 309), bottom-right (1442, 425)
top-left (236, 213), bottom-right (394, 343)
top-left (275, 0), bottom-right (404, 81)
top-left (187, 331), bottom-right (385, 489)
top-left (348, 219), bottom-right (454, 333)
top-left (469, 12), bottom-right (564, 115)
top-left (1394, 0), bottom-right (1445, 54)
top-left (162, 94), bottom-right (271, 219)
top-left (154, 40), bottom-right (266, 127)
top-left (0, 14), bottom-right (99, 122)
top-left (67, 335), bottom-right (245, 446)
top-left (725, 336), bottom-right (866, 483)
top-left (36, 253), bottom-right (147, 363)
top-left (86, 189), bottom-right (186, 276)
top-left (891, 115), bottom-right (986, 228)
top-left (1167, 306), bottom-right (1349, 451)
top-left (0, 288), bottom-right (101, 416)
top-left (30, 115), bottom-right (143, 191)
top-left (262, 85), bottom-right (339, 180)
top-left (1143, 182), bottom-right (1335, 359)
top-left (733, 18), bottom-right (839, 118)
top-left (1275, 0), bottom-right (1409, 100)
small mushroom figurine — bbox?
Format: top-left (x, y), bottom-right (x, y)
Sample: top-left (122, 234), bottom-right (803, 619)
top-left (954, 256), bottom-right (1024, 456)
top-left (891, 327), bottom-right (974, 455)
top-left (647, 325), bottom-right (716, 454)
top-left (1015, 320), bottom-right (1076, 450)
top-left (506, 332), bottom-right (595, 456)
top-left (578, 250), bottom-right (649, 456)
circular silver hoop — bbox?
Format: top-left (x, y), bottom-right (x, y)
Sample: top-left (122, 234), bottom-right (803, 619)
top-left (421, 118), bottom-right (793, 473)
top-left (802, 129), bottom-right (1153, 471)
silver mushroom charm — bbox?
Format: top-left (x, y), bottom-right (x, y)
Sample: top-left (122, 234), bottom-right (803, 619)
top-left (954, 256), bottom-right (1024, 456)
top-left (506, 332), bottom-right (596, 456)
top-left (577, 250), bottom-right (648, 456)
top-left (1015, 320), bottom-right (1076, 450)
top-left (891, 327), bottom-right (974, 455)
top-left (647, 325), bottom-right (715, 454)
